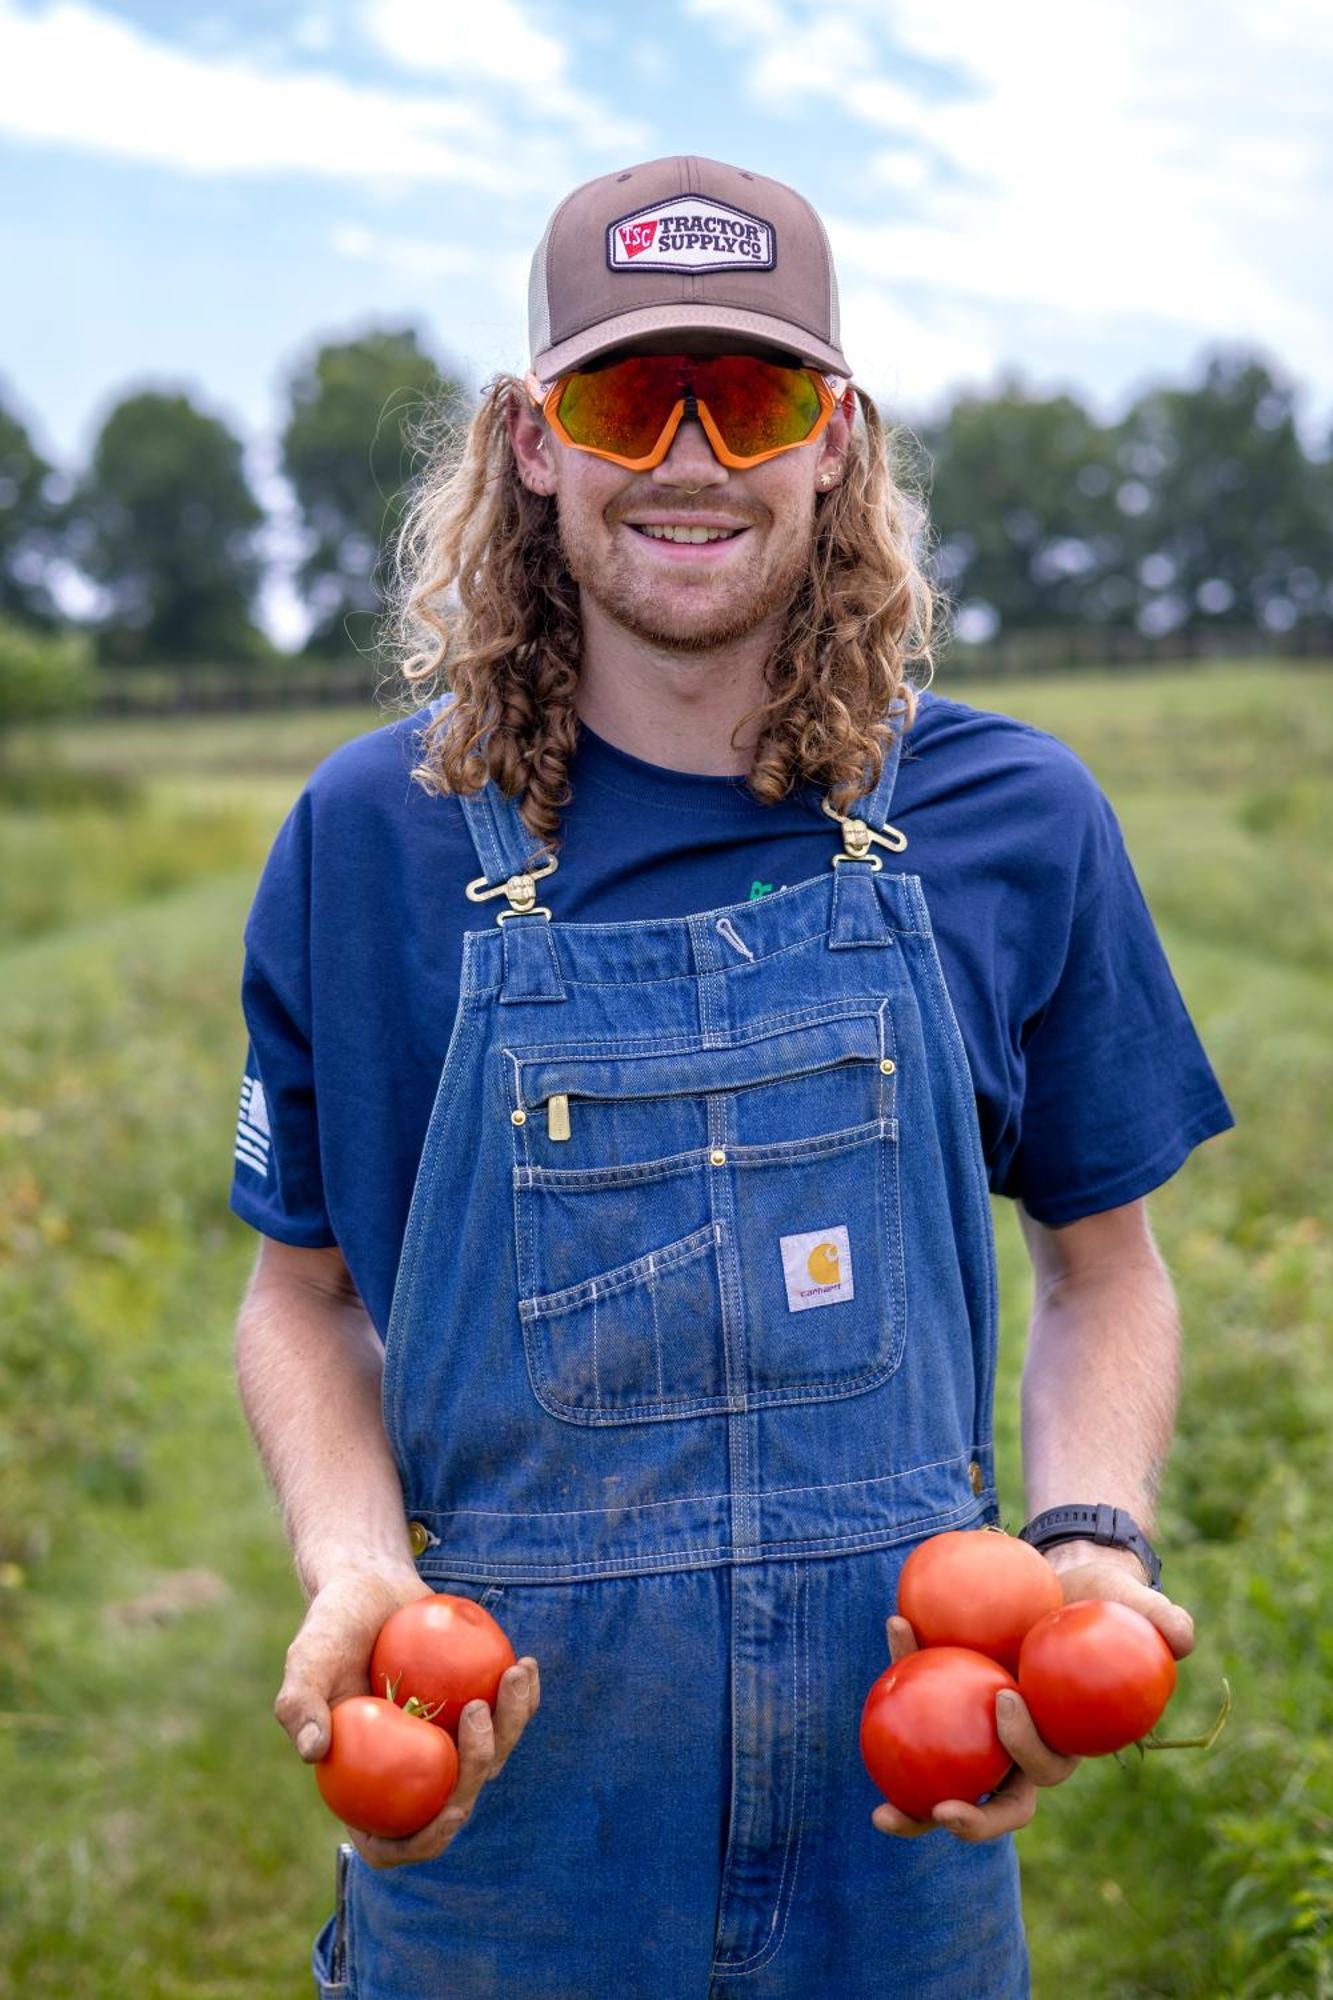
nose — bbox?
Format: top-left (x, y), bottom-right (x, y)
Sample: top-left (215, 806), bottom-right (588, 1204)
top-left (651, 412), bottom-right (728, 492)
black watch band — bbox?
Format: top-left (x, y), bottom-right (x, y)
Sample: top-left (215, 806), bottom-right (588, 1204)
top-left (1016, 1503), bottom-right (1163, 1591)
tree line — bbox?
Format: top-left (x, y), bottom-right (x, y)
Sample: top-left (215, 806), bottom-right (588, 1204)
top-left (1, 326), bottom-right (1331, 693)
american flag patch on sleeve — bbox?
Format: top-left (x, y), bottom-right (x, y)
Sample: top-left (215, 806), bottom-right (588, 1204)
top-left (234, 1073), bottom-right (272, 1178)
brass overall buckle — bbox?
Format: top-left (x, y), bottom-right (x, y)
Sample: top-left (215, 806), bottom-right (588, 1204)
top-left (464, 853), bottom-right (558, 922)
top-left (821, 798), bottom-right (907, 869)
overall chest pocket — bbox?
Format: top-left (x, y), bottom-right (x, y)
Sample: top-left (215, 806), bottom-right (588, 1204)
top-left (507, 1007), bottom-right (905, 1425)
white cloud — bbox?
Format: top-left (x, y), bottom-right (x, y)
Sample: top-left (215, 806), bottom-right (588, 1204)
top-left (0, 0), bottom-right (644, 191)
top-left (683, 0), bottom-right (1333, 406)
top-left (363, 0), bottom-right (647, 149)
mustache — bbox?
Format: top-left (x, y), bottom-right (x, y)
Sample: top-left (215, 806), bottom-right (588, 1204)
top-left (607, 495), bottom-right (769, 527)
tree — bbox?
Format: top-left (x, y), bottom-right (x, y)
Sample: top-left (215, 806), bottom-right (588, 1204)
top-left (1110, 347), bottom-right (1332, 636)
top-left (0, 616), bottom-right (94, 763)
top-left (67, 389), bottom-right (268, 665)
top-left (917, 376), bottom-right (1125, 635)
top-left (0, 388), bottom-right (64, 627)
top-left (280, 327), bottom-right (469, 658)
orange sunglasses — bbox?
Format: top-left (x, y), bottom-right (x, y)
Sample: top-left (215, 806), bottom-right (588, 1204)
top-left (525, 352), bottom-right (850, 472)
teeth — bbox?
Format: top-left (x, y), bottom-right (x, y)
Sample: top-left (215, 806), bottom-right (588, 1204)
top-left (635, 524), bottom-right (738, 543)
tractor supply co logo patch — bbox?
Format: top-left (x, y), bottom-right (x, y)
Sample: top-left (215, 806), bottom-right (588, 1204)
top-left (234, 1073), bottom-right (271, 1178)
top-left (608, 197), bottom-right (775, 274)
top-left (780, 1224), bottom-right (854, 1313)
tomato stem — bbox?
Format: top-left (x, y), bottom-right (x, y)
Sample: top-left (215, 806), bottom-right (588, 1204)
top-left (402, 1694), bottom-right (446, 1724)
top-left (1136, 1677), bottom-right (1232, 1753)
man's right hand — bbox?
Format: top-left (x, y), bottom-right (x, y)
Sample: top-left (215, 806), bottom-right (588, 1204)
top-left (273, 1564), bottom-right (542, 1870)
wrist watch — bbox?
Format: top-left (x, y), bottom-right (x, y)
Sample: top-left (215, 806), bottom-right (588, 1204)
top-left (1017, 1502), bottom-right (1163, 1591)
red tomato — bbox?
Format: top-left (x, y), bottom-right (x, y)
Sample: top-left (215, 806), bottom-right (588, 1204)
top-left (1018, 1599), bottom-right (1177, 1756)
top-left (371, 1593), bottom-right (517, 1738)
top-left (316, 1695), bottom-right (459, 1839)
top-left (897, 1528), bottom-right (1064, 1673)
top-left (860, 1646), bottom-right (1017, 1821)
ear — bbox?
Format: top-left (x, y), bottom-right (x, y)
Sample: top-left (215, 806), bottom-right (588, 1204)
top-left (816, 386), bottom-right (856, 492)
top-left (507, 390), bottom-right (558, 497)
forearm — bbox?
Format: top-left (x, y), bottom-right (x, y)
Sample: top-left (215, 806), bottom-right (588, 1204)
top-left (234, 1275), bottom-right (418, 1599)
top-left (1020, 1238), bottom-right (1181, 1572)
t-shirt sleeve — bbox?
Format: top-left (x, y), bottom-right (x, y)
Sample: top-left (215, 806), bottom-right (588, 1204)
top-left (999, 791), bottom-right (1235, 1228)
top-left (228, 792), bottom-right (338, 1249)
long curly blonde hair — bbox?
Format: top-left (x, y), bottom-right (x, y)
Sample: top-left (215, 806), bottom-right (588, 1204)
top-left (381, 373), bottom-right (945, 858)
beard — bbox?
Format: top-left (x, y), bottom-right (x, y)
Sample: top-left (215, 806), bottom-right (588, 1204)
top-left (558, 502), bottom-right (814, 656)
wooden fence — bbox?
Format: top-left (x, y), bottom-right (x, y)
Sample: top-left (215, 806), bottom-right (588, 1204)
top-left (85, 624), bottom-right (1333, 719)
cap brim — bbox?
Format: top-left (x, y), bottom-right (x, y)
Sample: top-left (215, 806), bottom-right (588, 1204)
top-left (533, 303), bottom-right (851, 380)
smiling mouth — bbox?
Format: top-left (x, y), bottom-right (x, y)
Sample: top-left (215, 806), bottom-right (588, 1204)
top-left (628, 524), bottom-right (745, 544)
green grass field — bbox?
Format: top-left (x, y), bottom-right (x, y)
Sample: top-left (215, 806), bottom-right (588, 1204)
top-left (2, 663), bottom-right (1330, 1998)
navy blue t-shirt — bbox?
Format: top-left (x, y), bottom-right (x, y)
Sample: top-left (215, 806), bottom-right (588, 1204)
top-left (229, 689), bottom-right (1234, 1336)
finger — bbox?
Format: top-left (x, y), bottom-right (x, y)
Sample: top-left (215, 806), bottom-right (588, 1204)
top-left (445, 1698), bottom-right (499, 1817)
top-left (347, 1790), bottom-right (470, 1871)
top-left (275, 1682), bottom-right (332, 1761)
top-left (274, 1648), bottom-right (341, 1760)
top-left (1136, 1588), bottom-right (1196, 1660)
top-left (884, 1615), bottom-right (920, 1665)
top-left (487, 1658), bottom-right (539, 1776)
top-left (931, 1768), bottom-right (1038, 1843)
top-left (870, 1798), bottom-right (938, 1839)
top-left (274, 1616), bottom-right (370, 1757)
top-left (995, 1689), bottom-right (1080, 1787)
top-left (1057, 1562), bottom-right (1196, 1659)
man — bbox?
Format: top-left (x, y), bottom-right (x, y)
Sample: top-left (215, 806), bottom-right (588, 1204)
top-left (231, 156), bottom-right (1232, 1999)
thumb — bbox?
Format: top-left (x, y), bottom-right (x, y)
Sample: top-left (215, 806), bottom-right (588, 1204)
top-left (885, 1614), bottom-right (920, 1664)
top-left (295, 1711), bottom-right (329, 1761)
top-left (275, 1671), bottom-right (333, 1760)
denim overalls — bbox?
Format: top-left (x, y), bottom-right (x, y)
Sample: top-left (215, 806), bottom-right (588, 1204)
top-left (312, 699), bottom-right (1030, 1999)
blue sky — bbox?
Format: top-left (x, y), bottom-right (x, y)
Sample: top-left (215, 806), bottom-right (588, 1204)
top-left (2, 0), bottom-right (1331, 641)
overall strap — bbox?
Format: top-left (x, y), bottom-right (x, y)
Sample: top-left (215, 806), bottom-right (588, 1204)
top-left (459, 781), bottom-right (553, 887)
top-left (420, 692), bottom-right (567, 1004)
top-left (826, 698), bottom-right (911, 951)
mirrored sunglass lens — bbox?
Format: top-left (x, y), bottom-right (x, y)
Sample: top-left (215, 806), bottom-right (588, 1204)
top-left (556, 359), bottom-right (680, 458)
top-left (693, 358), bottom-right (822, 458)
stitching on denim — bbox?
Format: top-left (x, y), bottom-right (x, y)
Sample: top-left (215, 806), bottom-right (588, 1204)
top-left (647, 1254), bottom-right (665, 1402)
top-left (714, 1562), bottom-right (810, 1975)
top-left (520, 1223), bottom-right (717, 1317)
top-left (499, 998), bottom-right (883, 1061)
top-left (516, 1334), bottom-right (914, 1422)
top-left (515, 1116), bottom-right (890, 1195)
top-left (903, 880), bottom-right (999, 1365)
top-left (404, 1451), bottom-right (984, 1522)
top-left (517, 1146), bottom-right (701, 1193)
top-left (711, 1534), bottom-right (747, 1949)
top-left (410, 1502), bottom-right (991, 1581)
top-left (381, 997), bottom-right (485, 1449)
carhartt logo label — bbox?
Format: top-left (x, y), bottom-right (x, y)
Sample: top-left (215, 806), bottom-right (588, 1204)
top-left (616, 219), bottom-right (658, 259)
top-left (234, 1073), bottom-right (271, 1178)
top-left (806, 1240), bottom-right (841, 1285)
top-left (780, 1224), bottom-right (854, 1313)
top-left (608, 197), bottom-right (776, 274)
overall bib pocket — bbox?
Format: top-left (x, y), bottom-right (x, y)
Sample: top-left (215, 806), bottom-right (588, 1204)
top-left (507, 1006), bottom-right (906, 1423)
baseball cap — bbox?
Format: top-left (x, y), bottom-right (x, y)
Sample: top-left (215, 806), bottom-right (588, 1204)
top-left (528, 155), bottom-right (852, 381)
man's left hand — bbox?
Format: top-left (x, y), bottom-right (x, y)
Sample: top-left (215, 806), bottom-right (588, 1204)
top-left (870, 1543), bottom-right (1196, 1843)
